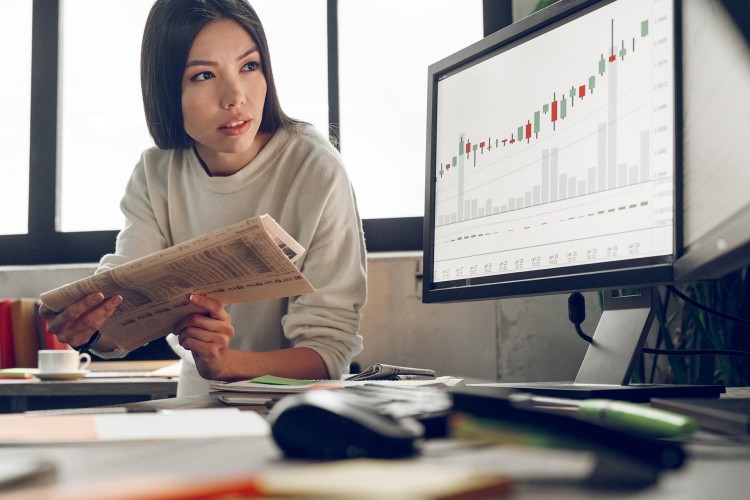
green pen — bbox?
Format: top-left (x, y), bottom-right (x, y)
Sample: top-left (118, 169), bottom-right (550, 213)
top-left (509, 394), bottom-right (699, 438)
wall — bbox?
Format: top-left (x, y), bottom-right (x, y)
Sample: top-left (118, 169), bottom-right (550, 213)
top-left (0, 254), bottom-right (600, 382)
top-left (357, 253), bottom-right (602, 382)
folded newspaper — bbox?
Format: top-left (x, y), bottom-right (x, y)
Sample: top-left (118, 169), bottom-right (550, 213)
top-left (346, 364), bottom-right (437, 381)
top-left (39, 215), bottom-right (314, 352)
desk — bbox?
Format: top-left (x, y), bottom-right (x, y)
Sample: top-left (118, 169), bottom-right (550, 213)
top-left (0, 378), bottom-right (178, 413)
top-left (0, 389), bottom-right (748, 499)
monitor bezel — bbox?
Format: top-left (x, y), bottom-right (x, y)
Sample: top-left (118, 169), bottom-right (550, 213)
top-left (422, 0), bottom-right (682, 304)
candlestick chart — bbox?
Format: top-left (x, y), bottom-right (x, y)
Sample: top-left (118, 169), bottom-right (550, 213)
top-left (432, 0), bottom-right (674, 283)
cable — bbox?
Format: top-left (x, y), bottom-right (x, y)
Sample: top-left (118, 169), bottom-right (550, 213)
top-left (566, 291), bottom-right (750, 358)
top-left (666, 285), bottom-right (750, 329)
top-left (641, 346), bottom-right (750, 357)
top-left (568, 292), bottom-right (593, 342)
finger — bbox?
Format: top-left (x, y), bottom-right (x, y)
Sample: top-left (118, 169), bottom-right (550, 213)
top-left (59, 292), bottom-right (107, 324)
top-left (189, 294), bottom-right (229, 320)
top-left (39, 292), bottom-right (102, 323)
top-left (46, 294), bottom-right (121, 336)
top-left (85, 295), bottom-right (123, 328)
top-left (177, 329), bottom-right (220, 354)
top-left (178, 326), bottom-right (216, 344)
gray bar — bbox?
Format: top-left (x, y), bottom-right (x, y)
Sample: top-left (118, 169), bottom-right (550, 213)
top-left (458, 133), bottom-right (466, 221)
top-left (618, 163), bottom-right (628, 187)
top-left (608, 61), bottom-right (618, 189)
top-left (598, 123), bottom-right (607, 191)
top-left (542, 149), bottom-right (550, 203)
top-left (640, 130), bottom-right (650, 182)
top-left (550, 148), bottom-right (559, 202)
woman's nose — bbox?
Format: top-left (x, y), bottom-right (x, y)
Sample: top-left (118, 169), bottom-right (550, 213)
top-left (221, 80), bottom-right (246, 109)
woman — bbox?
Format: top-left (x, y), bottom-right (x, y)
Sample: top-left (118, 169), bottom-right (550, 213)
top-left (39, 0), bottom-right (367, 396)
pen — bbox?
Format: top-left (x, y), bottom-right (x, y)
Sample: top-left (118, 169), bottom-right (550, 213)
top-left (509, 394), bottom-right (699, 438)
top-left (24, 407), bottom-right (160, 416)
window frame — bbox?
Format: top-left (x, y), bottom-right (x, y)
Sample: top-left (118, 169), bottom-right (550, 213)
top-left (0, 0), bottom-right (508, 266)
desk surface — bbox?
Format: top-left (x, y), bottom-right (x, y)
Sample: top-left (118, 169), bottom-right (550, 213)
top-left (0, 377), bottom-right (178, 413)
top-left (0, 388), bottom-right (748, 499)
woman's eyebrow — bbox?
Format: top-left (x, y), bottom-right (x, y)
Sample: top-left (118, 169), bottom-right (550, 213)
top-left (236, 46), bottom-right (259, 61)
top-left (185, 46), bottom-right (259, 69)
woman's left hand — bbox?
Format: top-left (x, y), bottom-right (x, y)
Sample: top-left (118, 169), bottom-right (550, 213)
top-left (173, 294), bottom-right (234, 380)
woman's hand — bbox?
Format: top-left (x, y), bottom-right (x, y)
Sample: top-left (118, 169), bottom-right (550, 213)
top-left (38, 292), bottom-right (122, 348)
top-left (173, 294), bottom-right (234, 380)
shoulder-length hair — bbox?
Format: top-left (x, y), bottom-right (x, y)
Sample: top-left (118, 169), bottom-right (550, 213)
top-left (141, 0), bottom-right (294, 150)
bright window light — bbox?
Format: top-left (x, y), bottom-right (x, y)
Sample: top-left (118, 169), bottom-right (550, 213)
top-left (0, 2), bottom-right (32, 235)
top-left (338, 0), bottom-right (483, 219)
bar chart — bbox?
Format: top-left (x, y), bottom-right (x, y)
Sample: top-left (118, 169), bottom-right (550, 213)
top-left (432, 0), bottom-right (674, 282)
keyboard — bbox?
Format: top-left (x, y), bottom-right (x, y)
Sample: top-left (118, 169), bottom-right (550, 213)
top-left (337, 384), bottom-right (453, 437)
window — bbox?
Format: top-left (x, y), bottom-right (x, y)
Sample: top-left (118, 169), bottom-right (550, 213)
top-left (59, 0), bottom-right (154, 232)
top-left (0, 0), bottom-right (490, 265)
top-left (0, 2), bottom-right (32, 236)
top-left (59, 0), bottom-right (329, 232)
top-left (338, 0), bottom-right (482, 219)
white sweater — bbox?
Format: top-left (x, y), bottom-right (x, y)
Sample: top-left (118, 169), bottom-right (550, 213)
top-left (96, 123), bottom-right (367, 396)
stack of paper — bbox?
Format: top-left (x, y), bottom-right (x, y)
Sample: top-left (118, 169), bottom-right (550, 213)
top-left (209, 374), bottom-right (462, 406)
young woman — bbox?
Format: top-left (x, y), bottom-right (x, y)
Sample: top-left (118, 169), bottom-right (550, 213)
top-left (39, 0), bottom-right (367, 396)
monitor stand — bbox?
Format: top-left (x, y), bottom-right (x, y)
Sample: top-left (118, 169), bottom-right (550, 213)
top-left (483, 288), bottom-right (725, 402)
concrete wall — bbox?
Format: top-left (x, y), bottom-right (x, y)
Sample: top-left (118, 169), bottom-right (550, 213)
top-left (0, 253), bottom-right (602, 382)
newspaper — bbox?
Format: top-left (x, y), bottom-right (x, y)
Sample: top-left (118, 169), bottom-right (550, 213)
top-left (39, 214), bottom-right (315, 352)
top-left (345, 364), bottom-right (437, 381)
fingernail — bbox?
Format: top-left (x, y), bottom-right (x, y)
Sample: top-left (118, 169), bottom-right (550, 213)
top-left (112, 295), bottom-right (123, 305)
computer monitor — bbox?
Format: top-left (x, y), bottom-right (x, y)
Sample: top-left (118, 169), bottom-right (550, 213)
top-left (422, 0), bottom-right (727, 399)
top-left (674, 0), bottom-right (750, 282)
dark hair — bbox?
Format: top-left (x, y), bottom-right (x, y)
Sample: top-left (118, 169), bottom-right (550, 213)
top-left (141, 0), bottom-right (294, 149)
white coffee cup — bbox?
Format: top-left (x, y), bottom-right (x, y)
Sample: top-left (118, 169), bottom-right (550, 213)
top-left (37, 350), bottom-right (92, 373)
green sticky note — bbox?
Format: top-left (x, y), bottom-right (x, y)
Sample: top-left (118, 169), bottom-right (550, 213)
top-left (250, 375), bottom-right (314, 386)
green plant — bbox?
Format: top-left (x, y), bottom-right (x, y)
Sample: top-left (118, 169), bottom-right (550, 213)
top-left (651, 267), bottom-right (750, 386)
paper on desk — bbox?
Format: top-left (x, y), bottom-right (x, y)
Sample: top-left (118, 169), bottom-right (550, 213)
top-left (0, 408), bottom-right (269, 444)
top-left (257, 459), bottom-right (513, 498)
top-left (209, 376), bottom-right (463, 395)
top-left (84, 360), bottom-right (182, 379)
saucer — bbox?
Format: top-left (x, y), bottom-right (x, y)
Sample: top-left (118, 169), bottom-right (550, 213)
top-left (34, 370), bottom-right (90, 381)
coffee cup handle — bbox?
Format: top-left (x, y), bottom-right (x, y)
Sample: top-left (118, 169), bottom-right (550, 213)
top-left (79, 352), bottom-right (92, 371)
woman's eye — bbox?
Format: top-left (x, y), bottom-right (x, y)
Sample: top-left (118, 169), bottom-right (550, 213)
top-left (242, 61), bottom-right (260, 72)
top-left (191, 71), bottom-right (214, 82)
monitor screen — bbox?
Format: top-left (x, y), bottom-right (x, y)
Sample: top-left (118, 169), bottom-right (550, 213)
top-left (418, 0), bottom-right (731, 398)
top-left (423, 0), bottom-right (677, 304)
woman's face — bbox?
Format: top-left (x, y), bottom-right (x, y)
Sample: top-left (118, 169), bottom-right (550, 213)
top-left (181, 19), bottom-right (268, 175)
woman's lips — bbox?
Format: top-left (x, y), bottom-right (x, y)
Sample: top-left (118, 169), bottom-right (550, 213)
top-left (218, 118), bottom-right (251, 136)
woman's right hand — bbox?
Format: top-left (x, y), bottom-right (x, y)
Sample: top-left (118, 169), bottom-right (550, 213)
top-left (38, 292), bottom-right (122, 348)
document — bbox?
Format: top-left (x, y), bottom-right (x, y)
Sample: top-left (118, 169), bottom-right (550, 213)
top-left (39, 215), bottom-right (315, 352)
top-left (0, 408), bottom-right (269, 444)
top-left (209, 374), bottom-right (464, 405)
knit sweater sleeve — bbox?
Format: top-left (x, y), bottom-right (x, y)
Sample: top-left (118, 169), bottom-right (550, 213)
top-left (279, 131), bottom-right (367, 379)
